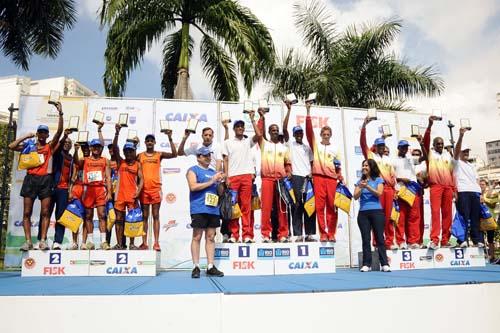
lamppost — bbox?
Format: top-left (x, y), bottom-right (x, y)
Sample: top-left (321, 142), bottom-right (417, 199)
top-left (0, 103), bottom-right (18, 250)
top-left (447, 120), bottom-right (455, 150)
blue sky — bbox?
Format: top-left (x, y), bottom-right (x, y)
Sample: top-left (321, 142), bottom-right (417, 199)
top-left (1, 0), bottom-right (499, 158)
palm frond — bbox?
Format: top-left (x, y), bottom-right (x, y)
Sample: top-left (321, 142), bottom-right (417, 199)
top-left (161, 29), bottom-right (194, 98)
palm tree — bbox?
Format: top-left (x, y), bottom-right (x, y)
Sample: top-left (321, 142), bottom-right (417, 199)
top-left (268, 0), bottom-right (443, 110)
top-left (0, 0), bottom-right (77, 70)
top-left (100, 0), bottom-right (275, 100)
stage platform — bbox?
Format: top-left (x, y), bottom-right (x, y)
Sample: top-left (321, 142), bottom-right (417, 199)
top-left (2, 266), bottom-right (500, 333)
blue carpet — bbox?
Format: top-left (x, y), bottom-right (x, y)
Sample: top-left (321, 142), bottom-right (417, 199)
top-left (1, 265), bottom-right (499, 296)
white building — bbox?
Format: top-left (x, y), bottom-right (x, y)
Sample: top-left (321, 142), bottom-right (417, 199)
top-left (0, 75), bottom-right (98, 123)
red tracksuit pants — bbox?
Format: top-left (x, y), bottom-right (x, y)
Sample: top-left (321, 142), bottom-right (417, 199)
top-left (260, 177), bottom-right (289, 239)
top-left (228, 174), bottom-right (253, 240)
top-left (312, 175), bottom-right (338, 240)
top-left (396, 195), bottom-right (422, 245)
top-left (380, 185), bottom-right (395, 248)
top-left (429, 184), bottom-right (453, 245)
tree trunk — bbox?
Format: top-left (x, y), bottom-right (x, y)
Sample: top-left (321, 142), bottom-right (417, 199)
top-left (173, 22), bottom-right (193, 100)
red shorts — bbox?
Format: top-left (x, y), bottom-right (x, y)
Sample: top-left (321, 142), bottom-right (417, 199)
top-left (114, 200), bottom-right (135, 212)
top-left (140, 189), bottom-right (162, 205)
top-left (82, 185), bottom-right (107, 209)
top-left (71, 183), bottom-right (83, 201)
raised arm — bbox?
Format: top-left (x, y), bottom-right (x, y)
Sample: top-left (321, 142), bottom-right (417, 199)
top-left (177, 130), bottom-right (191, 156)
top-left (49, 102), bottom-right (64, 151)
top-left (113, 124), bottom-right (123, 165)
top-left (454, 128), bottom-right (467, 160)
top-left (305, 102), bottom-right (315, 151)
top-left (423, 116), bottom-right (434, 159)
top-left (222, 120), bottom-right (230, 140)
top-left (97, 122), bottom-right (105, 146)
top-left (8, 132), bottom-right (35, 152)
top-left (360, 117), bottom-right (371, 160)
top-left (250, 111), bottom-right (262, 143)
top-left (160, 130), bottom-right (177, 159)
top-left (54, 129), bottom-right (71, 155)
top-left (72, 143), bottom-right (84, 169)
top-left (257, 109), bottom-right (265, 148)
top-left (283, 101), bottom-right (291, 143)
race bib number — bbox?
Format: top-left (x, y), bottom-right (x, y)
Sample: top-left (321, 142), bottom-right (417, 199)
top-left (38, 154), bottom-right (45, 164)
top-left (87, 171), bottom-right (103, 182)
top-left (205, 193), bottom-right (219, 207)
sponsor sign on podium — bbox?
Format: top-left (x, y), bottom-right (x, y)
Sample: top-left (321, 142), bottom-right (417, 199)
top-left (214, 243), bottom-right (274, 276)
top-left (274, 242), bottom-right (336, 275)
top-left (22, 251), bottom-right (89, 277)
top-left (386, 249), bottom-right (434, 271)
top-left (88, 251), bottom-right (158, 276)
top-left (433, 247), bottom-right (486, 268)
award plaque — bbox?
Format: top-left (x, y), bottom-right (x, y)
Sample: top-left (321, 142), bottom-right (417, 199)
top-left (432, 109), bottom-right (442, 121)
top-left (48, 90), bottom-right (61, 106)
top-left (460, 118), bottom-right (471, 130)
top-left (411, 125), bottom-right (420, 138)
top-left (119, 113), bottom-right (129, 127)
top-left (382, 124), bottom-right (392, 137)
top-left (93, 111), bottom-right (104, 125)
top-left (77, 131), bottom-right (89, 144)
top-left (285, 93), bottom-right (298, 104)
top-left (186, 118), bottom-right (199, 133)
top-left (367, 108), bottom-right (377, 121)
top-left (68, 116), bottom-right (79, 132)
top-left (221, 111), bottom-right (231, 123)
top-left (305, 92), bottom-right (317, 104)
top-left (259, 99), bottom-right (270, 113)
top-left (243, 100), bottom-right (253, 114)
top-left (160, 120), bottom-right (171, 133)
top-left (126, 130), bottom-right (138, 142)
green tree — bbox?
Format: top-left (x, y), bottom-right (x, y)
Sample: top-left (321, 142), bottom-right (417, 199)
top-left (100, 0), bottom-right (275, 101)
top-left (268, 1), bottom-right (443, 110)
top-left (0, 0), bottom-right (77, 70)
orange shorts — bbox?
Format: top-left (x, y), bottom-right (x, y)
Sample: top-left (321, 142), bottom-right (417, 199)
top-left (140, 189), bottom-right (162, 205)
top-left (71, 183), bottom-right (83, 201)
top-left (114, 200), bottom-right (136, 212)
top-left (82, 185), bottom-right (107, 209)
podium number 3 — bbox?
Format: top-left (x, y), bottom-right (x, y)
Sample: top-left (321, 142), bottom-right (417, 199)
top-left (402, 251), bottom-right (412, 262)
top-left (455, 249), bottom-right (464, 259)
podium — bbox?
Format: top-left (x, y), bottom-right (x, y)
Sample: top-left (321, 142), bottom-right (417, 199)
top-left (386, 249), bottom-right (434, 270)
top-left (22, 251), bottom-right (90, 277)
top-left (21, 250), bottom-right (159, 277)
top-left (214, 242), bottom-right (336, 276)
top-left (432, 247), bottom-right (485, 268)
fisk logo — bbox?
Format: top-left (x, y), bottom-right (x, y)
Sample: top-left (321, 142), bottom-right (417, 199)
top-left (233, 261), bottom-right (255, 269)
top-left (295, 115), bottom-right (329, 128)
top-left (43, 267), bottom-right (65, 275)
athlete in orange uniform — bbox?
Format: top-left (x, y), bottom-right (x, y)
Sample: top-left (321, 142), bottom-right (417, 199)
top-left (8, 102), bottom-right (64, 251)
top-left (112, 124), bottom-right (144, 249)
top-left (74, 139), bottom-right (112, 250)
top-left (137, 132), bottom-right (177, 251)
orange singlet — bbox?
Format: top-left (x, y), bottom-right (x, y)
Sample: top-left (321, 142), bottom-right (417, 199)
top-left (28, 144), bottom-right (53, 176)
top-left (115, 160), bottom-right (139, 211)
top-left (137, 152), bottom-right (162, 205)
top-left (57, 156), bottom-right (72, 189)
top-left (82, 157), bottom-right (108, 208)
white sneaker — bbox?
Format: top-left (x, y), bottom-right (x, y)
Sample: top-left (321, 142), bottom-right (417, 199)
top-left (360, 266), bottom-right (371, 272)
top-left (86, 241), bottom-right (95, 250)
top-left (399, 243), bottom-right (407, 250)
top-left (382, 265), bottom-right (391, 272)
top-left (477, 242), bottom-right (485, 248)
top-left (428, 242), bottom-right (439, 250)
top-left (228, 237), bottom-right (237, 243)
top-left (409, 243), bottom-right (420, 249)
top-left (222, 235), bottom-right (229, 243)
top-left (243, 237), bottom-right (255, 244)
top-left (295, 236), bottom-right (304, 242)
top-left (390, 244), bottom-right (399, 250)
top-left (38, 240), bottom-right (49, 251)
top-left (68, 242), bottom-right (79, 250)
top-left (262, 237), bottom-right (271, 243)
top-left (52, 242), bottom-right (62, 250)
top-left (459, 241), bottom-right (468, 248)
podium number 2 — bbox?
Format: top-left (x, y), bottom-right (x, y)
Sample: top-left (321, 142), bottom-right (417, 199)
top-left (117, 253), bottom-right (128, 264)
top-left (49, 253), bottom-right (61, 264)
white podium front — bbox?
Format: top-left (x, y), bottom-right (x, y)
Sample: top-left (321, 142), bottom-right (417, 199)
top-left (88, 250), bottom-right (158, 276)
top-left (273, 242), bottom-right (336, 275)
top-left (214, 243), bottom-right (275, 276)
top-left (22, 251), bottom-right (89, 277)
top-left (433, 247), bottom-right (486, 268)
top-left (386, 249), bottom-right (434, 271)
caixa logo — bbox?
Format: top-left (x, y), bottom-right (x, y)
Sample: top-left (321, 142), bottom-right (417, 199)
top-left (163, 113), bottom-right (208, 122)
top-left (215, 248), bottom-right (230, 259)
top-left (106, 267), bottom-right (138, 274)
top-left (15, 220), bottom-right (39, 227)
top-left (288, 261), bottom-right (319, 269)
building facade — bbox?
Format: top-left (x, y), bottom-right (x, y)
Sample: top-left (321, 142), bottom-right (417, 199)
top-left (486, 140), bottom-right (500, 167)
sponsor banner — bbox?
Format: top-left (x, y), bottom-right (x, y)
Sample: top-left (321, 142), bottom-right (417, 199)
top-left (433, 247), bottom-right (486, 268)
top-left (21, 250), bottom-right (89, 277)
top-left (273, 242), bottom-right (336, 275)
top-left (214, 243), bottom-right (275, 276)
top-left (88, 250), bottom-right (158, 276)
top-left (386, 249), bottom-right (434, 270)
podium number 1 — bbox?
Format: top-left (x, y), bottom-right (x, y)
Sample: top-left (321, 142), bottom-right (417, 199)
top-left (239, 246), bottom-right (250, 258)
top-left (298, 245), bottom-right (309, 256)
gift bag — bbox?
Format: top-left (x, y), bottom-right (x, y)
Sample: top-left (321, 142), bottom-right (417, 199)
top-left (303, 178), bottom-right (315, 217)
top-left (124, 204), bottom-right (145, 237)
top-left (18, 139), bottom-right (43, 170)
top-left (397, 181), bottom-right (421, 206)
top-left (106, 201), bottom-right (116, 231)
top-left (334, 182), bottom-right (352, 214)
top-left (451, 211), bottom-right (467, 242)
top-left (251, 183), bottom-right (261, 211)
top-left (57, 199), bottom-right (85, 233)
top-left (219, 188), bottom-right (233, 220)
top-left (230, 190), bottom-right (242, 219)
top-left (278, 178), bottom-right (296, 207)
top-left (480, 203), bottom-right (498, 231)
top-left (390, 200), bottom-right (400, 224)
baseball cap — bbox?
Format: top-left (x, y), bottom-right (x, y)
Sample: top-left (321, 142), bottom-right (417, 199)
top-left (123, 142), bottom-right (136, 150)
top-left (89, 139), bottom-right (102, 147)
top-left (292, 126), bottom-right (303, 134)
top-left (398, 140), bottom-right (410, 147)
top-left (196, 146), bottom-right (212, 156)
top-left (37, 125), bottom-right (49, 132)
top-left (233, 120), bottom-right (245, 128)
top-left (374, 138), bottom-right (385, 146)
top-left (145, 134), bottom-right (155, 141)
